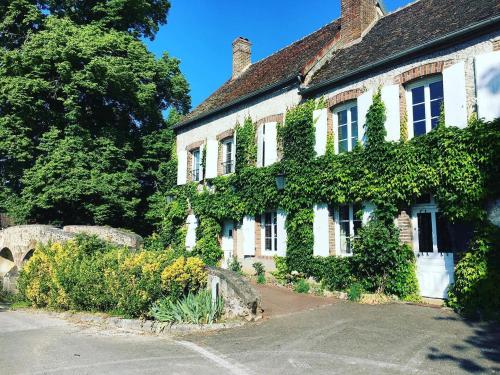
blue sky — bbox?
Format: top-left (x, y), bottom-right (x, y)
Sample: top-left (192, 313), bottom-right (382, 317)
top-left (146, 0), bottom-right (414, 111)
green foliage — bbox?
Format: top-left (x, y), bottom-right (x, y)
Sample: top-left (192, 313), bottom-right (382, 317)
top-left (235, 117), bottom-right (257, 171)
top-left (272, 256), bottom-right (289, 284)
top-left (285, 208), bottom-right (314, 274)
top-left (0, 5), bottom-right (190, 233)
top-left (150, 290), bottom-right (224, 324)
top-left (257, 274), bottom-right (266, 284)
top-left (348, 282), bottom-right (364, 302)
top-left (282, 99), bottom-right (316, 164)
top-left (352, 217), bottom-right (418, 298)
top-left (16, 235), bottom-right (207, 317)
top-left (293, 278), bottom-right (310, 294)
top-left (252, 262), bottom-right (265, 276)
top-left (448, 225), bottom-right (500, 320)
top-left (228, 256), bottom-right (242, 274)
top-left (313, 256), bottom-right (353, 291)
top-left (192, 217), bottom-right (223, 266)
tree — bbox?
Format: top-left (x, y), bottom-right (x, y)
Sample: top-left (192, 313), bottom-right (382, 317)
top-left (0, 2), bottom-right (190, 232)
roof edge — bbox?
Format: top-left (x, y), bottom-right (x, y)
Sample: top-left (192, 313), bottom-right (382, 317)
top-left (173, 75), bottom-right (299, 130)
top-left (301, 15), bottom-right (500, 96)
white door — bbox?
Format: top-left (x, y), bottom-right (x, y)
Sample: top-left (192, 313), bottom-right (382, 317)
top-left (221, 221), bottom-right (234, 269)
top-left (411, 198), bottom-right (454, 299)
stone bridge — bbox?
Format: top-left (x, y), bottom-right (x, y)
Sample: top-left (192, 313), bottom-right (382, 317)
top-left (0, 225), bottom-right (143, 282)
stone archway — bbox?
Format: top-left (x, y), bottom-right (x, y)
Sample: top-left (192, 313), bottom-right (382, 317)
top-left (22, 249), bottom-right (35, 265)
top-left (0, 247), bottom-right (15, 276)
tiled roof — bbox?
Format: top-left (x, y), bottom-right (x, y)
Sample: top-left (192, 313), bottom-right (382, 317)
top-left (308, 0), bottom-right (500, 89)
top-left (177, 0), bottom-right (500, 128)
top-left (176, 20), bottom-right (341, 127)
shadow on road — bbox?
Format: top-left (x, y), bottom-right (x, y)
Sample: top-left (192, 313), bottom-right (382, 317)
top-left (427, 318), bottom-right (500, 373)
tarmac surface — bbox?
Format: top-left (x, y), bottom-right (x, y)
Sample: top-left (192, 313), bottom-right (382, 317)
top-left (1, 286), bottom-right (499, 374)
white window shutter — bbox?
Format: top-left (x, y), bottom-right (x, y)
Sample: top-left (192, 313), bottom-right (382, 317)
top-left (256, 125), bottom-right (263, 167)
top-left (277, 209), bottom-right (287, 256)
top-left (264, 122), bottom-right (278, 166)
top-left (313, 108), bottom-right (328, 156)
top-left (242, 216), bottom-right (255, 256)
top-left (443, 61), bottom-right (468, 128)
top-left (357, 89), bottom-right (373, 144)
top-left (475, 51), bottom-right (500, 121)
top-left (362, 202), bottom-right (376, 224)
top-left (313, 203), bottom-right (329, 257)
top-left (381, 85), bottom-right (401, 141)
top-left (177, 150), bottom-right (187, 185)
top-left (205, 139), bottom-right (218, 178)
top-left (185, 214), bottom-right (198, 250)
top-left (198, 143), bottom-right (205, 180)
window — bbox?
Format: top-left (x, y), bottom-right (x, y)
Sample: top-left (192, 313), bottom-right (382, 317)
top-left (407, 77), bottom-right (444, 137)
top-left (337, 203), bottom-right (362, 255)
top-left (334, 103), bottom-right (358, 153)
top-left (191, 148), bottom-right (201, 181)
top-left (221, 138), bottom-right (234, 175)
top-left (263, 211), bottom-right (277, 253)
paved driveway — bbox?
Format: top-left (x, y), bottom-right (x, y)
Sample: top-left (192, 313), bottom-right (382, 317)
top-left (1, 300), bottom-right (499, 374)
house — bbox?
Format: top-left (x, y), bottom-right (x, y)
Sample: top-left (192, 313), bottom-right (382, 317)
top-left (174, 0), bottom-right (500, 299)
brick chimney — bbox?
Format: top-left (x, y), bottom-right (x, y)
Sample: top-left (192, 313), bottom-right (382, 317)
top-left (232, 37), bottom-right (251, 79)
top-left (341, 0), bottom-right (383, 43)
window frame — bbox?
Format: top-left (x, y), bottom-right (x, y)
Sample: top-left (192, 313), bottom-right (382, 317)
top-left (333, 101), bottom-right (359, 154)
top-left (221, 137), bottom-right (235, 175)
top-left (334, 203), bottom-right (363, 256)
top-left (406, 75), bottom-right (444, 139)
top-left (191, 148), bottom-right (201, 182)
top-left (261, 211), bottom-right (278, 255)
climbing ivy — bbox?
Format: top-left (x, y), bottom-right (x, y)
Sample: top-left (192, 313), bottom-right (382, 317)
top-left (151, 91), bottom-right (500, 301)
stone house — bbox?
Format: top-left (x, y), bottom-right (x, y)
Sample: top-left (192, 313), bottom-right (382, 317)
top-left (174, 0), bottom-right (500, 299)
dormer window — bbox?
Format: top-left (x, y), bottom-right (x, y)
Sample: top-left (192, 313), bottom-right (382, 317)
top-left (407, 76), bottom-right (444, 138)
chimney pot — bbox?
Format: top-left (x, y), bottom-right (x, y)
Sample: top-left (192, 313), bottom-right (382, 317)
top-left (232, 37), bottom-right (252, 79)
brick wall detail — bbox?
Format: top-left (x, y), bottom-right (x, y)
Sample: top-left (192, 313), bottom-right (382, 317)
top-left (397, 61), bottom-right (445, 85)
top-left (255, 215), bottom-right (261, 257)
top-left (255, 113), bottom-right (284, 127)
top-left (185, 140), bottom-right (204, 151)
top-left (396, 210), bottom-right (412, 247)
top-left (327, 88), bottom-right (363, 108)
top-left (328, 206), bottom-right (336, 255)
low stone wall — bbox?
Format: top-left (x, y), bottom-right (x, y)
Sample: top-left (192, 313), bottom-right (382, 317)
top-left (63, 226), bottom-right (143, 249)
top-left (207, 266), bottom-right (262, 321)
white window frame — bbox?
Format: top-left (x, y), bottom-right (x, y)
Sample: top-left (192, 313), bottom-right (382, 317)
top-left (333, 101), bottom-right (359, 154)
top-left (406, 75), bottom-right (444, 139)
top-left (221, 137), bottom-right (235, 175)
top-left (261, 211), bottom-right (278, 256)
top-left (334, 203), bottom-right (363, 256)
top-left (191, 148), bottom-right (201, 182)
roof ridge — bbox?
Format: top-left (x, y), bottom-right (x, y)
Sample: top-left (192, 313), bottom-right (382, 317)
top-left (238, 18), bottom-right (340, 70)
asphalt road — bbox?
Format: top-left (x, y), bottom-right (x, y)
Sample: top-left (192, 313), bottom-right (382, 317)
top-left (1, 301), bottom-right (499, 374)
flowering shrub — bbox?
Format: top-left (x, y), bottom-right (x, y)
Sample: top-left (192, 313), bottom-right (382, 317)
top-left (161, 256), bottom-right (207, 299)
top-left (17, 235), bottom-right (207, 317)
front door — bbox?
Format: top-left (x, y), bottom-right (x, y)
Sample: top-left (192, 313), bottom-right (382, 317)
top-left (411, 198), bottom-right (454, 299)
top-left (221, 221), bottom-right (234, 268)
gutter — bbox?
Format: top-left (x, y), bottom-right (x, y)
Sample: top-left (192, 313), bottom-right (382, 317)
top-left (300, 15), bottom-right (500, 96)
top-left (173, 75), bottom-right (299, 131)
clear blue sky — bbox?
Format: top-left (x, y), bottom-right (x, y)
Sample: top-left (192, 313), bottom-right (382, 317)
top-left (146, 0), bottom-right (413, 110)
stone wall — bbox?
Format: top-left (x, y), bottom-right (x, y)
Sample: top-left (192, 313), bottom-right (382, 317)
top-left (206, 266), bottom-right (262, 321)
top-left (63, 226), bottom-right (143, 249)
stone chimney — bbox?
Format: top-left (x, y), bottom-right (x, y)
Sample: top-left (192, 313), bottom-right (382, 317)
top-left (232, 37), bottom-right (251, 79)
top-left (341, 0), bottom-right (383, 43)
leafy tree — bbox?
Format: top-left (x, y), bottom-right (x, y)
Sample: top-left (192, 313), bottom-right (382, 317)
top-left (0, 2), bottom-right (190, 232)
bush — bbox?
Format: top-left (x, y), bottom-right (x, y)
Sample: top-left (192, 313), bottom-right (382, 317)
top-left (313, 256), bottom-right (352, 291)
top-left (448, 225), bottom-right (500, 320)
top-left (352, 218), bottom-right (418, 298)
top-left (256, 274), bottom-right (266, 284)
top-left (17, 235), bottom-right (207, 317)
top-left (150, 290), bottom-right (224, 324)
top-left (252, 262), bottom-right (265, 276)
top-left (272, 256), bottom-right (289, 284)
top-left (228, 256), bottom-right (242, 274)
top-left (161, 256), bottom-right (207, 300)
top-left (348, 282), bottom-right (363, 302)
top-left (293, 278), bottom-right (310, 294)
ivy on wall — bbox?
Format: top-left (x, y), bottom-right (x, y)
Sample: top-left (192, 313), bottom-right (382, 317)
top-left (150, 90), bottom-right (499, 302)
